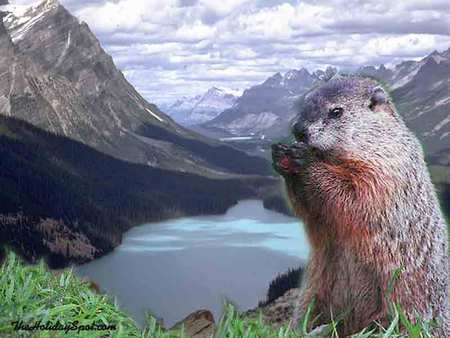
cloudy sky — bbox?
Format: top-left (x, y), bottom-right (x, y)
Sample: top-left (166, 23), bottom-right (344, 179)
top-left (11, 0), bottom-right (450, 103)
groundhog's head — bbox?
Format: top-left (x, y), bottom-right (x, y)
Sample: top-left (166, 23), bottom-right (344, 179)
top-left (292, 77), bottom-right (401, 155)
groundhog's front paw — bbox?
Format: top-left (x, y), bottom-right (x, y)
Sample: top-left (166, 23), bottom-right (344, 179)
top-left (271, 143), bottom-right (306, 176)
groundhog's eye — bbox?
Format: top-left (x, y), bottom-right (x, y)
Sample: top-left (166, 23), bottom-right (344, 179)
top-left (329, 107), bottom-right (344, 119)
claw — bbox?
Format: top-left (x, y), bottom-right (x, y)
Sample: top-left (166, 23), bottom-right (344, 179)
top-left (271, 142), bottom-right (309, 177)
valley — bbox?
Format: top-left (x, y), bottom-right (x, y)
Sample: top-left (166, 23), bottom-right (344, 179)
top-left (0, 0), bottom-right (282, 267)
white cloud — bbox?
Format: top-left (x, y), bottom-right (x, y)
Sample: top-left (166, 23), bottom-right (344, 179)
top-left (75, 0), bottom-right (178, 34)
top-left (199, 0), bottom-right (249, 16)
top-left (7, 0), bottom-right (450, 103)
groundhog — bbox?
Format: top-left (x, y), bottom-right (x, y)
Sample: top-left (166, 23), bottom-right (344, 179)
top-left (271, 77), bottom-right (449, 337)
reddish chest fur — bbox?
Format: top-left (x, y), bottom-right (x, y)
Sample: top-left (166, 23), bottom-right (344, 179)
top-left (301, 157), bottom-right (393, 252)
top-left (288, 156), bottom-right (401, 335)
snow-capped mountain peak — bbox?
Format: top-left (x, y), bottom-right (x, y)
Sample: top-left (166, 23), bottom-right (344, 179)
top-left (162, 86), bottom-right (241, 126)
top-left (284, 70), bottom-right (299, 80)
top-left (428, 51), bottom-right (447, 64)
top-left (207, 86), bottom-right (243, 97)
top-left (261, 69), bottom-right (317, 90)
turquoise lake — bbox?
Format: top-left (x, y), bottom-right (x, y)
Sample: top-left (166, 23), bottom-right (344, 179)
top-left (75, 200), bottom-right (309, 326)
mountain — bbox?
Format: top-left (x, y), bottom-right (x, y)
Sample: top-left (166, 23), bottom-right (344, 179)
top-left (357, 49), bottom-right (450, 164)
top-left (390, 50), bottom-right (450, 158)
top-left (388, 50), bottom-right (450, 218)
top-left (201, 67), bottom-right (336, 139)
top-left (0, 115), bottom-right (276, 267)
top-left (0, 0), bottom-right (270, 177)
top-left (357, 64), bottom-right (394, 84)
top-left (163, 86), bottom-right (241, 126)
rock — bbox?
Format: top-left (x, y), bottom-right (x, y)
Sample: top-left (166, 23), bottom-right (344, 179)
top-left (245, 288), bottom-right (301, 328)
top-left (171, 310), bottom-right (215, 338)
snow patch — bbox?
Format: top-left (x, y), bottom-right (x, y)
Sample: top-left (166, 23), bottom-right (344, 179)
top-left (432, 115), bottom-right (450, 133)
top-left (431, 54), bottom-right (447, 64)
top-left (215, 87), bottom-right (243, 97)
top-left (227, 112), bottom-right (279, 134)
top-left (285, 70), bottom-right (297, 80)
top-left (2, 0), bottom-right (59, 42)
top-left (0, 4), bottom-right (32, 18)
top-left (391, 63), bottom-right (422, 89)
top-left (54, 30), bottom-right (71, 69)
top-left (0, 95), bottom-right (11, 116)
top-left (434, 96), bottom-right (450, 107)
top-left (220, 136), bottom-right (254, 141)
top-left (146, 108), bottom-right (165, 123)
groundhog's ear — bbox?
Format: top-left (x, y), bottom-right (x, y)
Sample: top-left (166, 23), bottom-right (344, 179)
top-left (369, 87), bottom-right (396, 116)
top-left (369, 87), bottom-right (389, 111)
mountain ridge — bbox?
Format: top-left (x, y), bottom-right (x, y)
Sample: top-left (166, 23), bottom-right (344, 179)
top-left (0, 0), bottom-right (270, 177)
top-left (200, 67), bottom-right (337, 138)
top-left (194, 49), bottom-right (449, 161)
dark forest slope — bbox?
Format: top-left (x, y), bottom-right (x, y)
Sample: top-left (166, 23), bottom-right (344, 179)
top-left (0, 116), bottom-right (276, 267)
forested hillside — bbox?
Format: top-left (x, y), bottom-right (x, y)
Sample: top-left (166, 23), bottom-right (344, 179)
top-left (0, 116), bottom-right (276, 267)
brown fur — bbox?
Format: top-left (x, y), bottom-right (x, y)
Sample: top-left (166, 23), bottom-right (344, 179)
top-left (285, 153), bottom-right (399, 335)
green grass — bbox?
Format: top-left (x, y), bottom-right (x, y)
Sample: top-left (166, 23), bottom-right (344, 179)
top-left (0, 252), bottom-right (182, 338)
top-left (0, 252), bottom-right (439, 337)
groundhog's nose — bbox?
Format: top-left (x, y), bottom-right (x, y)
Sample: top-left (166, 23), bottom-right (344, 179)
top-left (292, 122), bottom-right (308, 143)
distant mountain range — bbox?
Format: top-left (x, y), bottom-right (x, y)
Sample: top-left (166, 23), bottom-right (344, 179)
top-left (198, 68), bottom-right (336, 138)
top-left (192, 50), bottom-right (450, 166)
top-left (161, 86), bottom-right (241, 126)
top-left (391, 52), bottom-right (450, 158)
